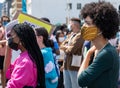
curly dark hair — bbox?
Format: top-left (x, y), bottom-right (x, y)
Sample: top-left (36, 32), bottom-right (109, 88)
top-left (81, 1), bottom-right (119, 39)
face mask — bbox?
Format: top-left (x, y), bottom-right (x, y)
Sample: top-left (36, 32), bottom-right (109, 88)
top-left (2, 21), bottom-right (8, 26)
top-left (59, 37), bottom-right (65, 42)
top-left (8, 38), bottom-right (19, 51)
top-left (81, 26), bottom-right (99, 41)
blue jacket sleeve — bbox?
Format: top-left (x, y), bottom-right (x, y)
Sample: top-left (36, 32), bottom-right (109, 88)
top-left (42, 49), bottom-right (58, 83)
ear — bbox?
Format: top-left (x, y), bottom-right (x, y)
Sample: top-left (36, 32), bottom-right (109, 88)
top-left (39, 36), bottom-right (43, 41)
top-left (18, 41), bottom-right (23, 49)
top-left (18, 40), bottom-right (23, 46)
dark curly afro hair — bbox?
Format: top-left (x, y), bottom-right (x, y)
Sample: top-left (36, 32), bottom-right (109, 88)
top-left (81, 1), bottom-right (119, 39)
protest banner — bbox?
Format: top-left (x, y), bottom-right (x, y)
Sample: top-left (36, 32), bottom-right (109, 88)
top-left (14, 12), bottom-right (54, 34)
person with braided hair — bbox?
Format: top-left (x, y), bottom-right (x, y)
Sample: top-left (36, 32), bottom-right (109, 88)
top-left (4, 21), bottom-right (46, 88)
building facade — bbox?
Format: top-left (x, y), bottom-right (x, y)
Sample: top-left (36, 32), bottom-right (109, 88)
top-left (1, 0), bottom-right (12, 17)
top-left (31, 0), bottom-right (120, 24)
top-left (10, 0), bottom-right (27, 19)
top-left (10, 0), bottom-right (22, 19)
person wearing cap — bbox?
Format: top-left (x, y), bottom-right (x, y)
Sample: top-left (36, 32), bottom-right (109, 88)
top-left (4, 20), bottom-right (46, 88)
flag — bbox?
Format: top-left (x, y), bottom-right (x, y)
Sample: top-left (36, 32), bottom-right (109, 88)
top-left (22, 0), bottom-right (27, 13)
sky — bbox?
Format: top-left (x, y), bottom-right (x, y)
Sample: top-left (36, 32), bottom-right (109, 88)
top-left (0, 0), bottom-right (5, 3)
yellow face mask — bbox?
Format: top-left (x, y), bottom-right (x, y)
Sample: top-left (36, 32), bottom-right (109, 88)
top-left (81, 26), bottom-right (98, 41)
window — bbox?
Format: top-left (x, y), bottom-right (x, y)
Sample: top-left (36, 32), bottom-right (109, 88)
top-left (77, 3), bottom-right (81, 10)
top-left (67, 3), bottom-right (72, 10)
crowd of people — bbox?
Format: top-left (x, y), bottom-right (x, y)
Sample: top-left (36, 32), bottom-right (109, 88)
top-left (0, 1), bottom-right (119, 88)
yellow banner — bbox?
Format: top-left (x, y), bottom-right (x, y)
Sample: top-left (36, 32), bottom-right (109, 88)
top-left (17, 12), bottom-right (54, 34)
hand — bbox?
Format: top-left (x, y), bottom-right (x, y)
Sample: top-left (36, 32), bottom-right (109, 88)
top-left (84, 45), bottom-right (96, 62)
top-left (87, 45), bottom-right (96, 55)
top-left (0, 40), bottom-right (6, 44)
top-left (6, 39), bottom-right (9, 46)
top-left (117, 44), bottom-right (120, 53)
top-left (60, 65), bottom-right (64, 72)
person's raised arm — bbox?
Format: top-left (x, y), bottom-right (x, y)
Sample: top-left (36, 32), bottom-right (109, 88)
top-left (77, 46), bottom-right (96, 76)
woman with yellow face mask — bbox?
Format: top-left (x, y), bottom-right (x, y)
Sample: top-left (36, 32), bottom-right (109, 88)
top-left (77, 1), bottom-right (119, 88)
